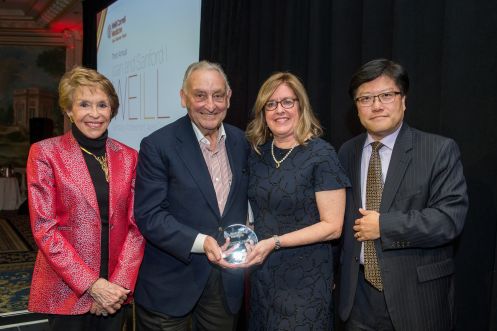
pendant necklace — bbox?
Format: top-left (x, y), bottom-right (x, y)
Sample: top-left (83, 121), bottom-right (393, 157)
top-left (80, 146), bottom-right (109, 182)
top-left (271, 139), bottom-right (296, 169)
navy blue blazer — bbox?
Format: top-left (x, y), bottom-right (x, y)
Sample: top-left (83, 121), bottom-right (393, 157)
top-left (338, 123), bottom-right (468, 331)
top-left (133, 115), bottom-right (249, 316)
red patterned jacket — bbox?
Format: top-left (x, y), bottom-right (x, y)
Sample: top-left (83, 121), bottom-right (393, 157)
top-left (27, 130), bottom-right (145, 315)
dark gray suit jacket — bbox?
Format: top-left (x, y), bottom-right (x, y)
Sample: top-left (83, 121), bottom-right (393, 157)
top-left (134, 115), bottom-right (249, 316)
top-left (338, 123), bottom-right (468, 331)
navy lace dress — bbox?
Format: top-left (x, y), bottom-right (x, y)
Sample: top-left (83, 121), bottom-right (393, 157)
top-left (248, 138), bottom-right (350, 331)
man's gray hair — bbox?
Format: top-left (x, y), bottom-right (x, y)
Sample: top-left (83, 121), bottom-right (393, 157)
top-left (182, 60), bottom-right (231, 92)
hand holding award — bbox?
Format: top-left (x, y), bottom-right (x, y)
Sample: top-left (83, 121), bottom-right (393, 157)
top-left (222, 224), bottom-right (258, 264)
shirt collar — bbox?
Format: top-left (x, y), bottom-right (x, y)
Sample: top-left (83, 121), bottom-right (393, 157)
top-left (363, 122), bottom-right (403, 150)
top-left (191, 121), bottom-right (226, 145)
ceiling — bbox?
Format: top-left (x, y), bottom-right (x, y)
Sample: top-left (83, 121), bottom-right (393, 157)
top-left (0, 0), bottom-right (83, 46)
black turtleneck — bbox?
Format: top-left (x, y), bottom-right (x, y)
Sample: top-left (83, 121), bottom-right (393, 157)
top-left (72, 124), bottom-right (110, 278)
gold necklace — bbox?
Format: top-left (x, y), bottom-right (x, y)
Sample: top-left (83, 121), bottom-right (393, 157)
top-left (80, 146), bottom-right (109, 182)
top-left (271, 139), bottom-right (296, 168)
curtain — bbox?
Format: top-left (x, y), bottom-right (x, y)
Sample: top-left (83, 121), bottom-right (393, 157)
top-left (200, 1), bottom-right (497, 330)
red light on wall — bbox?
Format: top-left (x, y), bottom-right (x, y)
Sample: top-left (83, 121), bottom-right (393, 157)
top-left (50, 22), bottom-right (83, 33)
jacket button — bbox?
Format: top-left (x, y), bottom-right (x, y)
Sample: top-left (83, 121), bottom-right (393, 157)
top-left (218, 227), bottom-right (223, 232)
top-left (354, 256), bottom-right (359, 262)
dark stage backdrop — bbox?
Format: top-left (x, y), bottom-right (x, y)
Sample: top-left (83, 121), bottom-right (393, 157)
top-left (83, 0), bottom-right (497, 329)
top-left (199, 1), bottom-right (497, 330)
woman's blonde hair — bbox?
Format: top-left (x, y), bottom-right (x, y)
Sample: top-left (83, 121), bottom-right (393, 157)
top-left (246, 72), bottom-right (322, 153)
top-left (58, 66), bottom-right (119, 118)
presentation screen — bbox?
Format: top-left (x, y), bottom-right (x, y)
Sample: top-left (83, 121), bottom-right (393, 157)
top-left (96, 0), bottom-right (201, 150)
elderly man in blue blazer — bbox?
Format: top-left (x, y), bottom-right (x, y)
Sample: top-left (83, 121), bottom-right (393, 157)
top-left (133, 60), bottom-right (249, 330)
top-left (338, 59), bottom-right (468, 331)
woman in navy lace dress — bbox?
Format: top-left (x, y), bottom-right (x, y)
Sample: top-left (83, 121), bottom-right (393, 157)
top-left (244, 72), bottom-right (350, 330)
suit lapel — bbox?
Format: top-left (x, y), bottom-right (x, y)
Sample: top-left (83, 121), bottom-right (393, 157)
top-left (352, 134), bottom-right (366, 211)
top-left (106, 139), bottom-right (122, 222)
top-left (381, 124), bottom-right (413, 212)
top-left (222, 127), bottom-right (240, 217)
top-left (175, 116), bottom-right (221, 218)
top-left (352, 135), bottom-right (366, 254)
top-left (63, 131), bottom-right (100, 218)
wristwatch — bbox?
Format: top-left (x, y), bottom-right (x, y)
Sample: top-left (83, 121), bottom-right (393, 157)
top-left (272, 235), bottom-right (281, 250)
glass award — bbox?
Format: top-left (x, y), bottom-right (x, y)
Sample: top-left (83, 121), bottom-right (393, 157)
top-left (222, 224), bottom-right (258, 264)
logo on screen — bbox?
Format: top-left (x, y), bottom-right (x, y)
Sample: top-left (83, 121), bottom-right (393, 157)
top-left (109, 16), bottom-right (127, 43)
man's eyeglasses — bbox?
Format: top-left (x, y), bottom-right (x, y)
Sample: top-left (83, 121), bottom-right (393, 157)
top-left (265, 98), bottom-right (298, 111)
top-left (355, 92), bottom-right (401, 106)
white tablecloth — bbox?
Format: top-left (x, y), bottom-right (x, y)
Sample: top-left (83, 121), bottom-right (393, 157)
top-left (0, 177), bottom-right (22, 210)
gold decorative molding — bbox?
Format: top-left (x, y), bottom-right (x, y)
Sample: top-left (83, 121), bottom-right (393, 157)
top-left (37, 0), bottom-right (75, 27)
top-left (0, 29), bottom-right (65, 46)
top-left (0, 0), bottom-right (81, 46)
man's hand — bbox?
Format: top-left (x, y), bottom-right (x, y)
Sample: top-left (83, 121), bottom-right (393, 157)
top-left (204, 235), bottom-right (237, 269)
top-left (353, 208), bottom-right (380, 241)
top-left (204, 235), bottom-right (223, 262)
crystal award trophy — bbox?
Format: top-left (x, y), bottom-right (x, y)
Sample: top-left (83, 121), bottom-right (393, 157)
top-left (222, 224), bottom-right (258, 264)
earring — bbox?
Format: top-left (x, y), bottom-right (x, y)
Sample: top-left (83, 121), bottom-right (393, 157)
top-left (68, 115), bottom-right (74, 123)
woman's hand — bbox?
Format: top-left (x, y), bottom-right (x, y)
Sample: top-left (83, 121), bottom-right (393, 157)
top-left (89, 300), bottom-right (107, 316)
top-left (88, 278), bottom-right (129, 314)
top-left (240, 238), bottom-right (276, 268)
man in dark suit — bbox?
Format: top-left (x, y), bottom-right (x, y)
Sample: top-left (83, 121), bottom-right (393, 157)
top-left (338, 59), bottom-right (468, 331)
top-left (133, 60), bottom-right (249, 330)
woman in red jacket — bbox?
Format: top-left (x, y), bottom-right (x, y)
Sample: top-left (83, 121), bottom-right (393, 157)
top-left (27, 66), bottom-right (145, 331)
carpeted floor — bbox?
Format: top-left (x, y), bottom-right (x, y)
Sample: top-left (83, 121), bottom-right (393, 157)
top-left (0, 211), bottom-right (35, 314)
top-left (0, 262), bottom-right (33, 314)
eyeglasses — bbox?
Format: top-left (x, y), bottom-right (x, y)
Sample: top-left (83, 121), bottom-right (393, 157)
top-left (355, 91), bottom-right (402, 106)
top-left (265, 98), bottom-right (298, 111)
